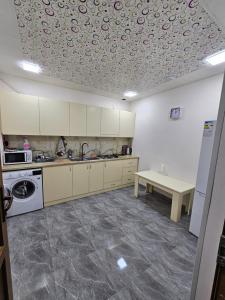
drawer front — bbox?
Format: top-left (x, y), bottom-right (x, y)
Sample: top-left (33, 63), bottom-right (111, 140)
top-left (122, 175), bottom-right (134, 185)
top-left (123, 159), bottom-right (138, 168)
top-left (104, 181), bottom-right (121, 189)
top-left (123, 166), bottom-right (137, 177)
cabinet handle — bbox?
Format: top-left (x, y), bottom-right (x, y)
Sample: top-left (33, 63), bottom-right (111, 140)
top-left (86, 165), bottom-right (88, 170)
top-left (104, 163), bottom-right (106, 168)
top-left (90, 165), bottom-right (91, 169)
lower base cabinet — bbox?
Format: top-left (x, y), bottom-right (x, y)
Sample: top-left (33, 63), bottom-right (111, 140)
top-left (89, 162), bottom-right (104, 192)
top-left (73, 162), bottom-right (104, 196)
top-left (43, 158), bottom-right (138, 205)
top-left (103, 160), bottom-right (123, 188)
top-left (73, 164), bottom-right (89, 196)
top-left (43, 166), bottom-right (73, 204)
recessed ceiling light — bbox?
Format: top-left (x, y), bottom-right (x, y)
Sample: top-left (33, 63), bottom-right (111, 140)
top-left (18, 61), bottom-right (42, 73)
top-left (124, 91), bottom-right (137, 98)
top-left (204, 50), bottom-right (225, 66)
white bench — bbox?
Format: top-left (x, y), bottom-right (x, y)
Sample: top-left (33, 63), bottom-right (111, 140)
top-left (134, 170), bottom-right (195, 223)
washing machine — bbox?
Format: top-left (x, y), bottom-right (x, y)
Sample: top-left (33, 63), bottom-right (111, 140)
top-left (3, 169), bottom-right (43, 217)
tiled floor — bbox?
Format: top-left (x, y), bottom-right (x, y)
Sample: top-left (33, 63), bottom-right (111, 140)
top-left (7, 187), bottom-right (197, 300)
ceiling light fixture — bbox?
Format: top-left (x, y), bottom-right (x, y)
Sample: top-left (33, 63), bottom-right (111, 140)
top-left (18, 61), bottom-right (42, 73)
top-left (123, 91), bottom-right (137, 98)
top-left (204, 50), bottom-right (225, 66)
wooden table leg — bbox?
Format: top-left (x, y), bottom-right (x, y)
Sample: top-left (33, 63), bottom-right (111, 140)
top-left (171, 192), bottom-right (182, 222)
top-left (187, 189), bottom-right (194, 215)
top-left (146, 183), bottom-right (153, 193)
top-left (134, 175), bottom-right (139, 198)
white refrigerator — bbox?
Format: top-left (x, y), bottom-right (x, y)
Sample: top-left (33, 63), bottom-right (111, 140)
top-left (189, 120), bottom-right (217, 237)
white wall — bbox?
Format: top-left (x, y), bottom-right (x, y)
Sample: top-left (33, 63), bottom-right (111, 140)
top-left (0, 73), bottom-right (129, 110)
top-left (131, 74), bottom-right (224, 184)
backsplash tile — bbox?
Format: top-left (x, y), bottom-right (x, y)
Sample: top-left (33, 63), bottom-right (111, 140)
top-left (4, 136), bottom-right (131, 158)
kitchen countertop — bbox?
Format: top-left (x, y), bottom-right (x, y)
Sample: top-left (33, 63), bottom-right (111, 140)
top-left (2, 155), bottom-right (139, 172)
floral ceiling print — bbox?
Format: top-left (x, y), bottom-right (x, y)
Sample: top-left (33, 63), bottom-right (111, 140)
top-left (14, 0), bottom-right (225, 96)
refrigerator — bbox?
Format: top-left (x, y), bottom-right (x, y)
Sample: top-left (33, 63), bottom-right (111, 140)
top-left (189, 120), bottom-right (217, 237)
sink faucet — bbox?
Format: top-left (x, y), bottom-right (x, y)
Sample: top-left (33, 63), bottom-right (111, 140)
top-left (81, 143), bottom-right (88, 160)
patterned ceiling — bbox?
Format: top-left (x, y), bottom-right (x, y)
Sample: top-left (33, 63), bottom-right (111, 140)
top-left (13, 0), bottom-right (225, 97)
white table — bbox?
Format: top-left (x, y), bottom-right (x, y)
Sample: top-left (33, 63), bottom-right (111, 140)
top-left (134, 170), bottom-right (195, 223)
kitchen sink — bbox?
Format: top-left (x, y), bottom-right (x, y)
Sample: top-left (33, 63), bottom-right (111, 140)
top-left (68, 157), bottom-right (83, 161)
top-left (69, 157), bottom-right (102, 161)
top-left (84, 157), bottom-right (101, 161)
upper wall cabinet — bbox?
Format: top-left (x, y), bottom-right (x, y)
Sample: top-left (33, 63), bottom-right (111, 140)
top-left (87, 106), bottom-right (101, 136)
top-left (70, 103), bottom-right (87, 136)
top-left (39, 97), bottom-right (69, 136)
top-left (119, 111), bottom-right (135, 137)
top-left (100, 108), bottom-right (119, 136)
top-left (0, 91), bottom-right (39, 135)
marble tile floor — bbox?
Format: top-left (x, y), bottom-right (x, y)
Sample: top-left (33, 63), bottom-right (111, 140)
top-left (7, 186), bottom-right (197, 300)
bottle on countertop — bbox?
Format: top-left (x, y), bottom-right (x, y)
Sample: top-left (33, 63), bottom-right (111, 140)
top-left (23, 138), bottom-right (30, 150)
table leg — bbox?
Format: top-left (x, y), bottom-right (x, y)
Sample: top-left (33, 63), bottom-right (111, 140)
top-left (171, 192), bottom-right (182, 222)
top-left (187, 189), bottom-right (194, 215)
top-left (146, 183), bottom-right (153, 193)
top-left (134, 175), bottom-right (139, 198)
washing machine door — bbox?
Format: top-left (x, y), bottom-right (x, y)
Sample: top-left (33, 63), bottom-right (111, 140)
top-left (7, 178), bottom-right (39, 217)
top-left (12, 179), bottom-right (36, 200)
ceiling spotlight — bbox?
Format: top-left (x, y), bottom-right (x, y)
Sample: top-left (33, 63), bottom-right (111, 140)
top-left (204, 50), bottom-right (225, 66)
top-left (123, 91), bottom-right (137, 98)
top-left (18, 61), bottom-right (42, 73)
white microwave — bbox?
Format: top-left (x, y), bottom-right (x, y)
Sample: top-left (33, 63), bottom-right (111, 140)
top-left (3, 150), bottom-right (32, 165)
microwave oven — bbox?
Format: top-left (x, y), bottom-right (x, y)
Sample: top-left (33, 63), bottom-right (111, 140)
top-left (3, 150), bottom-right (32, 165)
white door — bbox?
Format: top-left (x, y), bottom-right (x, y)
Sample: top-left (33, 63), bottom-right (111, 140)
top-left (119, 110), bottom-right (135, 137)
top-left (189, 191), bottom-right (205, 237)
top-left (70, 103), bottom-right (87, 136)
top-left (72, 164), bottom-right (89, 196)
top-left (87, 106), bottom-right (101, 136)
top-left (101, 108), bottom-right (119, 136)
top-left (39, 97), bottom-right (69, 136)
top-left (0, 91), bottom-right (39, 135)
top-left (191, 76), bottom-right (225, 300)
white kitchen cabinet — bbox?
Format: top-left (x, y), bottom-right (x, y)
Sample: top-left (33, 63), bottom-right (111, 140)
top-left (39, 97), bottom-right (69, 136)
top-left (70, 103), bottom-right (87, 136)
top-left (0, 90), bottom-right (39, 135)
top-left (87, 106), bottom-right (101, 136)
top-left (119, 110), bottom-right (135, 137)
top-left (73, 162), bottom-right (104, 195)
top-left (101, 108), bottom-right (119, 136)
top-left (42, 158), bottom-right (138, 206)
top-left (43, 166), bottom-right (73, 204)
top-left (103, 160), bottom-right (122, 187)
top-left (89, 162), bottom-right (104, 192)
top-left (73, 164), bottom-right (89, 196)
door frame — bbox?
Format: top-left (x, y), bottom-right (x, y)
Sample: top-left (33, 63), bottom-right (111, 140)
top-left (0, 163), bottom-right (13, 299)
top-left (191, 73), bottom-right (225, 299)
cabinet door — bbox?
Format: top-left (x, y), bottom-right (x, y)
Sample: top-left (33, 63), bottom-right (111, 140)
top-left (43, 166), bottom-right (73, 203)
top-left (73, 164), bottom-right (89, 196)
top-left (89, 162), bottom-right (104, 192)
top-left (119, 111), bottom-right (135, 137)
top-left (101, 108), bottom-right (119, 136)
top-left (87, 106), bottom-right (101, 136)
top-left (70, 103), bottom-right (87, 136)
top-left (39, 97), bottom-right (69, 136)
top-left (104, 160), bottom-right (122, 184)
top-left (0, 91), bottom-right (39, 135)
